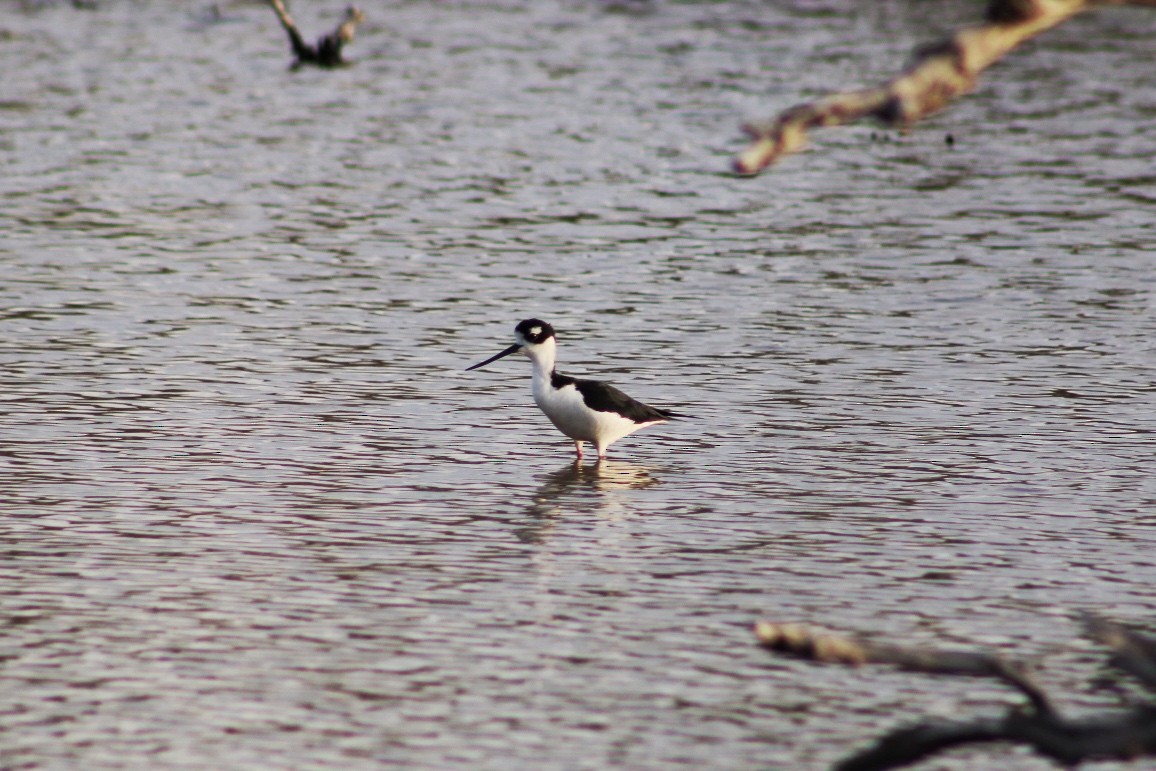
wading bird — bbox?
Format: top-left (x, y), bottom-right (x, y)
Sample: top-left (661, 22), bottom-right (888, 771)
top-left (467, 319), bottom-right (685, 460)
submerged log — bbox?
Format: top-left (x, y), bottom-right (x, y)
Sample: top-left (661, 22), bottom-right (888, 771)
top-left (734, 0), bottom-right (1156, 175)
top-left (755, 614), bottom-right (1156, 769)
top-left (267, 0), bottom-right (363, 69)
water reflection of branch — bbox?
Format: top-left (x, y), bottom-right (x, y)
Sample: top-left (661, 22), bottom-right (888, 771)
top-left (267, 0), bottom-right (363, 69)
top-left (755, 614), bottom-right (1156, 769)
top-left (735, 0), bottom-right (1156, 175)
top-left (514, 461), bottom-right (659, 543)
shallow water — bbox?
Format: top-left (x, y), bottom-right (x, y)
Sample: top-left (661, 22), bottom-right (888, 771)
top-left (2, 0), bottom-right (1155, 768)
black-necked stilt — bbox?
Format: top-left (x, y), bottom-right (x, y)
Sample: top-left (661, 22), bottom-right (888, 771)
top-left (467, 319), bottom-right (685, 460)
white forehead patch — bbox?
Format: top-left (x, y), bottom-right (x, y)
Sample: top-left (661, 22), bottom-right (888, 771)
top-left (529, 326), bottom-right (542, 337)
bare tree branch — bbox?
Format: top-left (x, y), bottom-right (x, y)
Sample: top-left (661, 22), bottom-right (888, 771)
top-left (1082, 612), bottom-right (1156, 692)
top-left (733, 0), bottom-right (1156, 175)
top-left (754, 620), bottom-right (1051, 714)
top-left (755, 615), bottom-right (1156, 769)
top-left (837, 709), bottom-right (1156, 771)
top-left (267, 1), bottom-right (364, 69)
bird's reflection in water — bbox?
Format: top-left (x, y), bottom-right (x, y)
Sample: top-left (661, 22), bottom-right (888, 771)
top-left (513, 460), bottom-right (660, 543)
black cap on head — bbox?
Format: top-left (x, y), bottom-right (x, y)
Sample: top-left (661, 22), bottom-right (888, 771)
top-left (515, 319), bottom-right (555, 345)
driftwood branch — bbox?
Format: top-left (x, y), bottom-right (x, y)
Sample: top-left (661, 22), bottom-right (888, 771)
top-left (1082, 612), bottom-right (1156, 692)
top-left (836, 709), bottom-right (1156, 771)
top-left (267, 0), bottom-right (363, 69)
top-left (734, 0), bottom-right (1156, 175)
top-left (755, 620), bottom-right (1052, 714)
top-left (754, 616), bottom-right (1156, 769)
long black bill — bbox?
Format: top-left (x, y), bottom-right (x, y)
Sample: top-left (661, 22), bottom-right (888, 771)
top-left (466, 343), bottom-right (521, 371)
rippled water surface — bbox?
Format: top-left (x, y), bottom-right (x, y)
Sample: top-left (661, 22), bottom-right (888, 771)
top-left (3, 0), bottom-right (1156, 768)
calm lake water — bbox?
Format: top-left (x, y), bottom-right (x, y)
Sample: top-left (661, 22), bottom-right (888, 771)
top-left (2, 0), bottom-right (1155, 768)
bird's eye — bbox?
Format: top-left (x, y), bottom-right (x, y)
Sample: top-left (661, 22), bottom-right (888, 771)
top-left (529, 327), bottom-right (542, 338)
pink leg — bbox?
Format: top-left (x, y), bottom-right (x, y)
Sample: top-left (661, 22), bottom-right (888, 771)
top-left (574, 441), bottom-right (584, 459)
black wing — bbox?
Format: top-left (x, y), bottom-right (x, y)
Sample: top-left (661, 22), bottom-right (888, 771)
top-left (553, 372), bottom-right (676, 424)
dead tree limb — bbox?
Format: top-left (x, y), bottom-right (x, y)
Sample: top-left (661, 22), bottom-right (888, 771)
top-left (835, 708), bottom-right (1156, 771)
top-left (733, 0), bottom-right (1156, 175)
top-left (267, 1), bottom-right (364, 69)
top-left (755, 620), bottom-right (1052, 714)
top-left (1081, 612), bottom-right (1156, 692)
top-left (754, 616), bottom-right (1156, 769)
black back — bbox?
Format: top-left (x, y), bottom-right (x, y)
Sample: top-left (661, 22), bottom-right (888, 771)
top-left (551, 371), bottom-right (675, 424)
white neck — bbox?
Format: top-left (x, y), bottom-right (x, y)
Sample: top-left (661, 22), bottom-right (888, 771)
top-left (525, 337), bottom-right (558, 383)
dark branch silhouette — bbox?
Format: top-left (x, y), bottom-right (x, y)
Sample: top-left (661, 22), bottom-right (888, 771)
top-left (1082, 612), bottom-right (1156, 692)
top-left (267, 0), bottom-right (363, 69)
top-left (754, 615), bottom-right (1156, 769)
top-left (734, 0), bottom-right (1156, 175)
